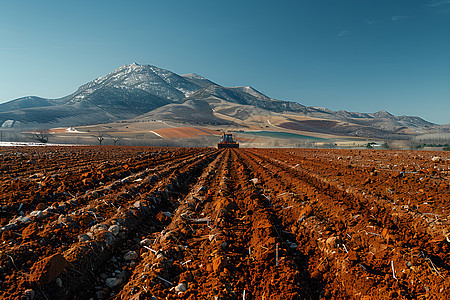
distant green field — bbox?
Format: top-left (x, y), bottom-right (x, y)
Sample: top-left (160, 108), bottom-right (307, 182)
top-left (238, 131), bottom-right (327, 140)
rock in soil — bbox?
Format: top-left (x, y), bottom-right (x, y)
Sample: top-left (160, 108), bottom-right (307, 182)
top-left (123, 250), bottom-right (138, 261)
top-left (105, 277), bottom-right (123, 289)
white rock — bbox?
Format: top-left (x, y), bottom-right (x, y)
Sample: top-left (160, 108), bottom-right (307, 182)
top-left (23, 289), bottom-right (35, 300)
top-left (175, 282), bottom-right (187, 293)
top-left (123, 250), bottom-right (138, 261)
top-left (96, 290), bottom-right (107, 299)
top-left (90, 223), bottom-right (108, 233)
top-left (16, 216), bottom-right (32, 224)
top-left (55, 277), bottom-right (63, 288)
top-left (108, 225), bottom-right (120, 236)
top-left (105, 277), bottom-right (123, 289)
top-left (29, 210), bottom-right (44, 219)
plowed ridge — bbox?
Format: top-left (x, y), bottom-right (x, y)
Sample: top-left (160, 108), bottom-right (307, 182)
top-left (0, 147), bottom-right (448, 299)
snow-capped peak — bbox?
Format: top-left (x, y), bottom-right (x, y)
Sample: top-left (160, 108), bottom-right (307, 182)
top-left (73, 63), bottom-right (204, 103)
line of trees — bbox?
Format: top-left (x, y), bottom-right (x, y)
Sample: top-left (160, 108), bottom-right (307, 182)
top-left (411, 133), bottom-right (450, 150)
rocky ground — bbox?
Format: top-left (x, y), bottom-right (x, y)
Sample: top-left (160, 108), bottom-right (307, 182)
top-left (0, 146), bottom-right (449, 299)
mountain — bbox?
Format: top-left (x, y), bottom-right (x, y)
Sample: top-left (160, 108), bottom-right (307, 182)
top-left (59, 86), bottom-right (171, 118)
top-left (186, 85), bottom-right (306, 113)
top-left (57, 63), bottom-right (202, 104)
top-left (0, 96), bottom-right (54, 112)
top-left (0, 63), bottom-right (206, 128)
top-left (0, 101), bottom-right (119, 127)
top-left (0, 63), bottom-right (446, 139)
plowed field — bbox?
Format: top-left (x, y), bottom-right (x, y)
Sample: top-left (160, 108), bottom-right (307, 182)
top-left (0, 147), bottom-right (449, 299)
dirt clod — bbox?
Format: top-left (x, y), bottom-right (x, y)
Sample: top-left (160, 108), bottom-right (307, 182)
top-left (29, 253), bottom-right (68, 284)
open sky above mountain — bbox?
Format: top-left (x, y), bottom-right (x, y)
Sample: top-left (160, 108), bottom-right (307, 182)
top-left (0, 0), bottom-right (449, 124)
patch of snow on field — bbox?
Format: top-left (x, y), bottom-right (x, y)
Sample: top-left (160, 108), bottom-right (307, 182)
top-left (64, 127), bottom-right (87, 133)
top-left (66, 127), bottom-right (79, 133)
top-left (149, 131), bottom-right (164, 139)
top-left (0, 142), bottom-right (77, 147)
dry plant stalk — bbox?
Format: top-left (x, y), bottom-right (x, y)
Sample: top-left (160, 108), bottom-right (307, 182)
top-left (276, 243), bottom-right (279, 267)
top-left (391, 260), bottom-right (397, 280)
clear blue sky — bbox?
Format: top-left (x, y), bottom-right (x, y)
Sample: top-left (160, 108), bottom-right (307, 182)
top-left (0, 0), bottom-right (449, 124)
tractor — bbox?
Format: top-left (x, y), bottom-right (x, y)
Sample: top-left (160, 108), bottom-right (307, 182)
top-left (218, 132), bottom-right (239, 149)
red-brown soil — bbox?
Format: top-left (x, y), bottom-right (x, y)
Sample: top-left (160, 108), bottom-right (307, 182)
top-left (151, 127), bottom-right (220, 139)
top-left (0, 146), bottom-right (448, 299)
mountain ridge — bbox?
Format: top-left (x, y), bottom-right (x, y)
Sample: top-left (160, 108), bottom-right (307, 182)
top-left (0, 63), bottom-right (446, 139)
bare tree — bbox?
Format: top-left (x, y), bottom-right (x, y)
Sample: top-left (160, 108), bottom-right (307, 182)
top-left (31, 129), bottom-right (49, 143)
top-left (95, 133), bottom-right (105, 145)
top-left (112, 137), bottom-right (119, 145)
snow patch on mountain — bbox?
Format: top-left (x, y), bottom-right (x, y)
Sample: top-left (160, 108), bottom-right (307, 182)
top-left (183, 73), bottom-right (206, 80)
top-left (235, 86), bottom-right (268, 99)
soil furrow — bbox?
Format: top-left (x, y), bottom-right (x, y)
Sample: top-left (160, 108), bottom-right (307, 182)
top-left (241, 149), bottom-right (449, 299)
top-left (0, 146), bottom-right (448, 300)
top-left (0, 147), bottom-right (219, 299)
